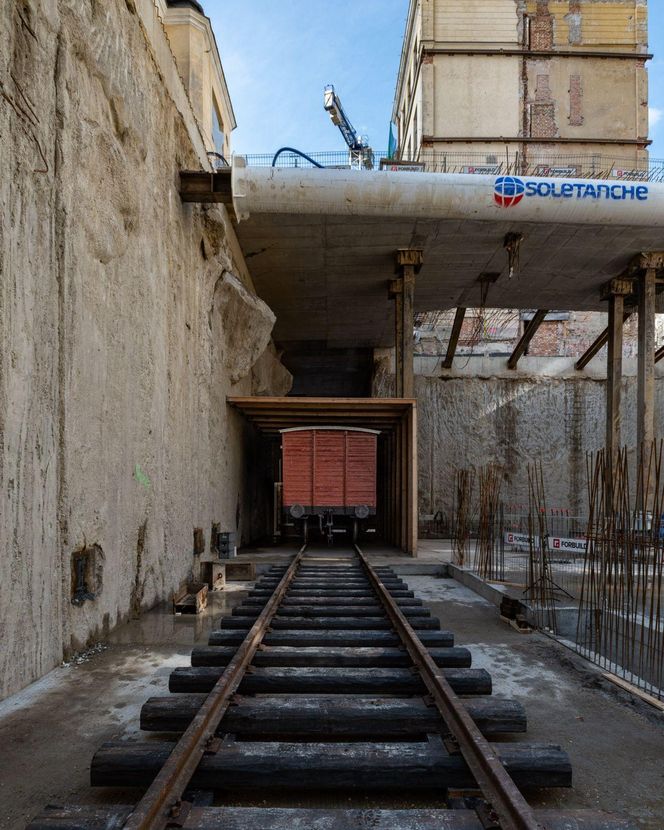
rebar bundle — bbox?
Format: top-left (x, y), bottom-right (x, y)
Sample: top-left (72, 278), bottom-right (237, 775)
top-left (577, 442), bottom-right (664, 700)
top-left (474, 464), bottom-right (504, 580)
top-left (452, 469), bottom-right (475, 566)
top-left (525, 460), bottom-right (559, 632)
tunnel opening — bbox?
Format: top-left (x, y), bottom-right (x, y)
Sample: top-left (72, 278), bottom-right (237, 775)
top-left (230, 396), bottom-right (418, 555)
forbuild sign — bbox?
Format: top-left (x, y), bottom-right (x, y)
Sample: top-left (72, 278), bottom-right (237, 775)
top-left (551, 536), bottom-right (587, 554)
top-left (504, 532), bottom-right (587, 554)
top-left (505, 532), bottom-right (536, 550)
top-left (494, 176), bottom-right (649, 208)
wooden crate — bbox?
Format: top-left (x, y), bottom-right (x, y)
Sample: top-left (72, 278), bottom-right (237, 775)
top-left (173, 582), bottom-right (208, 615)
top-left (201, 561), bottom-right (226, 591)
top-left (225, 562), bottom-right (256, 581)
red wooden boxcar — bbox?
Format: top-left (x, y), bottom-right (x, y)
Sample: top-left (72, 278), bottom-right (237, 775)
top-left (281, 427), bottom-right (378, 543)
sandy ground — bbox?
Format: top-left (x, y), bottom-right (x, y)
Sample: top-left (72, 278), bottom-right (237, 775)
top-left (1, 560), bottom-right (662, 829)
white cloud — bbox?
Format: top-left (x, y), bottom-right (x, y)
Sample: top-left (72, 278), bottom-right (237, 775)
top-left (651, 107), bottom-right (663, 131)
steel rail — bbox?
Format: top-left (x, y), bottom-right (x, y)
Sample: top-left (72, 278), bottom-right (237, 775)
top-left (355, 545), bottom-right (546, 830)
top-left (122, 546), bottom-right (306, 830)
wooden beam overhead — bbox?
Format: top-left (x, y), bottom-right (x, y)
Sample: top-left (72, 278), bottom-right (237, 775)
top-left (227, 396), bottom-right (416, 434)
top-left (575, 312), bottom-right (633, 371)
top-left (656, 345), bottom-right (664, 364)
top-left (507, 310), bottom-right (548, 370)
top-left (441, 307), bottom-right (466, 370)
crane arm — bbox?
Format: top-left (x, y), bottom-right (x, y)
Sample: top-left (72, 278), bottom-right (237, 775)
top-left (323, 85), bottom-right (364, 151)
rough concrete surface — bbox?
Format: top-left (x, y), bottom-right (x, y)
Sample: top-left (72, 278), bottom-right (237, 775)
top-left (0, 583), bottom-right (250, 830)
top-left (0, 0), bottom-right (290, 701)
top-left (374, 361), bottom-right (664, 521)
top-left (407, 576), bottom-right (664, 829)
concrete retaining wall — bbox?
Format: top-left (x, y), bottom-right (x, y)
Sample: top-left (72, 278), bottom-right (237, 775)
top-left (373, 351), bottom-right (664, 522)
top-left (0, 1), bottom-right (289, 700)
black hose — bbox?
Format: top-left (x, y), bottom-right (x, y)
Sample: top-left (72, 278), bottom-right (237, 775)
top-left (207, 151), bottom-right (230, 168)
top-left (271, 147), bottom-right (324, 168)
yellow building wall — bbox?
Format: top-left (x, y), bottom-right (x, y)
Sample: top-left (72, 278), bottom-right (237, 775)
top-left (433, 0), bottom-right (519, 44)
top-left (525, 1), bottom-right (648, 49)
top-left (526, 59), bottom-right (644, 140)
top-left (432, 56), bottom-right (521, 138)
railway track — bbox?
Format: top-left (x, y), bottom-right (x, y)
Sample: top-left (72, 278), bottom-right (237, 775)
top-left (29, 546), bottom-right (634, 830)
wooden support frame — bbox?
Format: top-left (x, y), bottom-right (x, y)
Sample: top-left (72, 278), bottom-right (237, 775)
top-left (442, 307), bottom-right (466, 370)
top-left (656, 345), bottom-right (664, 365)
top-left (228, 397), bottom-right (418, 556)
top-left (507, 310), bottom-right (548, 370)
top-left (575, 312), bottom-right (633, 371)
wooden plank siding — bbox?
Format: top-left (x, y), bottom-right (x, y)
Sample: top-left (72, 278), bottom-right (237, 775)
top-left (282, 430), bottom-right (377, 510)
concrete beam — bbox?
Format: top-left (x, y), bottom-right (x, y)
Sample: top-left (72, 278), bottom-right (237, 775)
top-left (441, 307), bottom-right (466, 370)
top-left (575, 312), bottom-right (632, 371)
top-left (637, 268), bottom-right (657, 450)
top-left (507, 310), bottom-right (548, 370)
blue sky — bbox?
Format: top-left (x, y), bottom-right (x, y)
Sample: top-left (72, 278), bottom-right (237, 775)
top-left (208, 1), bottom-right (663, 159)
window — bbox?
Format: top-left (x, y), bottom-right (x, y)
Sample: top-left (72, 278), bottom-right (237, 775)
top-left (212, 96), bottom-right (225, 157)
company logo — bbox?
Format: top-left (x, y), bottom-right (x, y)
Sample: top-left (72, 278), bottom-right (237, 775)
top-left (494, 176), bottom-right (525, 208)
top-left (553, 538), bottom-right (561, 549)
top-left (493, 176), bottom-right (649, 208)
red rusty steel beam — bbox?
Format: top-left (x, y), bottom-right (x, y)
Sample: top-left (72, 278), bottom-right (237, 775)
top-left (575, 312), bottom-right (633, 371)
top-left (356, 546), bottom-right (544, 830)
top-left (122, 547), bottom-right (305, 830)
top-left (507, 311), bottom-right (548, 371)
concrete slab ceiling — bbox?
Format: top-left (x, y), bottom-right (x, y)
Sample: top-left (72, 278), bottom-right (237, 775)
top-left (231, 165), bottom-right (664, 349)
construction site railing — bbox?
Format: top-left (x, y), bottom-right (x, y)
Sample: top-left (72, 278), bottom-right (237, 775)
top-left (238, 150), bottom-right (664, 183)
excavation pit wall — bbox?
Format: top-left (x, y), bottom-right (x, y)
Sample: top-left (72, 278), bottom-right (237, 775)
top-left (0, 0), bottom-right (290, 700)
top-left (373, 350), bottom-right (664, 526)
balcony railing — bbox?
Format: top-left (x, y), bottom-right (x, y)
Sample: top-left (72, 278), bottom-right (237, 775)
top-left (238, 149), bottom-right (664, 183)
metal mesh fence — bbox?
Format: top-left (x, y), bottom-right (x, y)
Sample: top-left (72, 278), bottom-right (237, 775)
top-left (239, 150), bottom-right (664, 182)
top-left (453, 450), bottom-right (664, 702)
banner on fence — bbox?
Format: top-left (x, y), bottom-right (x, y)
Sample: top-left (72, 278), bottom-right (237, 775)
top-left (504, 531), bottom-right (537, 550)
top-left (504, 532), bottom-right (587, 554)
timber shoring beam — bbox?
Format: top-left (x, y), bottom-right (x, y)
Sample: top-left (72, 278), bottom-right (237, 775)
top-left (442, 307), bottom-right (467, 370)
top-left (507, 310), bottom-right (548, 370)
top-left (656, 345), bottom-right (664, 364)
top-left (575, 312), bottom-right (633, 371)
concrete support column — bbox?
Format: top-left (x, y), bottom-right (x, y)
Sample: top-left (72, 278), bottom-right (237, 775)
top-left (637, 267), bottom-right (657, 452)
top-left (391, 281), bottom-right (404, 397)
top-left (600, 277), bottom-right (634, 502)
top-left (390, 249), bottom-right (423, 398)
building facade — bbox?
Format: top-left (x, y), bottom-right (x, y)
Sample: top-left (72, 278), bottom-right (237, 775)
top-left (158, 0), bottom-right (236, 160)
top-left (393, 0), bottom-right (650, 177)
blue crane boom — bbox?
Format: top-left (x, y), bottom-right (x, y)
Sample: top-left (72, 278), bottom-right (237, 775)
top-left (323, 85), bottom-right (374, 169)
